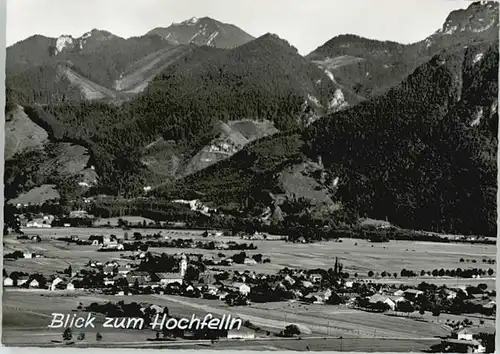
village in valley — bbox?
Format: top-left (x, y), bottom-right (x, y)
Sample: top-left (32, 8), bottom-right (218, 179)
top-left (2, 209), bottom-right (496, 352)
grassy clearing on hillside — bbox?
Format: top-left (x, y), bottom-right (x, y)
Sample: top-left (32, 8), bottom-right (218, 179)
top-left (5, 105), bottom-right (48, 160)
top-left (7, 184), bottom-right (60, 206)
top-left (39, 142), bottom-right (90, 176)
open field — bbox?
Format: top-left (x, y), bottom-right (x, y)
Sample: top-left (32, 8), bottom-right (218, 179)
top-left (6, 288), bottom-right (492, 349)
top-left (3, 289), bottom-right (454, 348)
top-left (3, 333), bottom-right (442, 351)
top-left (6, 227), bottom-right (496, 281)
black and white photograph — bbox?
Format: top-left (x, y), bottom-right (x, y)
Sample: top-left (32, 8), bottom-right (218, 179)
top-left (2, 0), bottom-right (498, 351)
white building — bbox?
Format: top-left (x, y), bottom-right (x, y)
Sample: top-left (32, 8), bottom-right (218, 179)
top-left (239, 284), bottom-right (251, 296)
top-left (244, 258), bottom-right (257, 265)
top-left (157, 254), bottom-right (187, 286)
top-left (3, 277), bottom-right (14, 287)
top-left (393, 289), bottom-right (405, 296)
top-left (456, 328), bottom-right (474, 341)
top-left (227, 328), bottom-right (255, 339)
top-left (17, 277), bottom-right (29, 286)
top-left (51, 277), bottom-right (64, 291)
top-left (29, 279), bottom-right (40, 288)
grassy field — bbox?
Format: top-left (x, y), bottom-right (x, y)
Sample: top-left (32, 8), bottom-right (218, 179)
top-left (93, 216), bottom-right (156, 227)
top-left (6, 227), bottom-right (495, 279)
top-left (6, 288), bottom-right (491, 349)
top-left (3, 289), bottom-right (452, 347)
top-left (3, 227), bottom-right (496, 349)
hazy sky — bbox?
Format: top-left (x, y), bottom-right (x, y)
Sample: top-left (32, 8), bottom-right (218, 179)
top-left (7, 0), bottom-right (472, 54)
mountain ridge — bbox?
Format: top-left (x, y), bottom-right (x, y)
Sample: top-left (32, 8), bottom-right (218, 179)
top-left (306, 0), bottom-right (499, 98)
top-left (4, 3), bottom-right (498, 237)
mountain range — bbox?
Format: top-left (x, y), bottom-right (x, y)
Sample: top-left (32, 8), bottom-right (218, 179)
top-left (5, 1), bottom-right (499, 236)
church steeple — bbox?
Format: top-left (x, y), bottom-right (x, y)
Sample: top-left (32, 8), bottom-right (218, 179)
top-left (180, 254), bottom-right (188, 278)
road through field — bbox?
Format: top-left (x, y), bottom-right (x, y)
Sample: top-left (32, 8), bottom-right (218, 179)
top-left (151, 295), bottom-right (449, 339)
top-left (152, 294), bottom-right (313, 334)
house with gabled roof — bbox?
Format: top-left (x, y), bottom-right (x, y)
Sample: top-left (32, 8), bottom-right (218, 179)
top-left (403, 288), bottom-right (424, 300)
top-left (28, 279), bottom-right (40, 288)
top-left (156, 272), bottom-right (183, 286)
top-left (454, 328), bottom-right (474, 341)
top-left (16, 276), bottom-right (30, 286)
top-left (369, 294), bottom-right (396, 310)
top-left (3, 277), bottom-right (14, 287)
top-left (126, 272), bottom-right (160, 288)
top-left (441, 338), bottom-right (485, 353)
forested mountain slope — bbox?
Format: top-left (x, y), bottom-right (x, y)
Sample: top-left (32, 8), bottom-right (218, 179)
top-left (18, 34), bottom-right (345, 196)
top-left (305, 41), bottom-right (498, 236)
top-left (168, 40), bottom-right (498, 236)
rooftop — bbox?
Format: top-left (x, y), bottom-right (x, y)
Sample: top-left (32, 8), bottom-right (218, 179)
top-left (443, 338), bottom-right (482, 346)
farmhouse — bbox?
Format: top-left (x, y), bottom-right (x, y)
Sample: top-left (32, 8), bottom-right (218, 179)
top-left (393, 289), bottom-right (405, 296)
top-left (403, 289), bottom-right (424, 300)
top-left (157, 272), bottom-right (183, 286)
top-left (387, 296), bottom-right (406, 306)
top-left (446, 290), bottom-right (458, 299)
top-left (238, 283), bottom-right (251, 296)
top-left (453, 328), bottom-right (474, 341)
top-left (304, 293), bottom-right (325, 304)
top-left (90, 235), bottom-right (104, 245)
top-left (227, 327), bottom-right (255, 339)
top-left (301, 280), bottom-right (314, 288)
top-left (369, 294), bottom-right (396, 310)
top-left (118, 266), bottom-right (132, 275)
top-left (244, 258), bottom-right (257, 265)
top-left (441, 339), bottom-right (485, 353)
top-left (103, 265), bottom-right (115, 275)
top-left (308, 273), bottom-right (323, 283)
top-left (28, 279), bottom-right (40, 288)
top-left (3, 277), bottom-right (14, 287)
top-left (128, 273), bottom-right (161, 288)
top-left (50, 277), bottom-right (65, 291)
top-left (16, 276), bottom-right (29, 286)
top-left (284, 275), bottom-right (296, 286)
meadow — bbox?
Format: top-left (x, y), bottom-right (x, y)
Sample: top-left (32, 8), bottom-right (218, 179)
top-left (4, 227), bottom-right (496, 281)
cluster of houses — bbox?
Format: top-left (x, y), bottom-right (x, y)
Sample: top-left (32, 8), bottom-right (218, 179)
top-left (21, 214), bottom-right (55, 228)
top-left (3, 272), bottom-right (44, 288)
top-left (439, 327), bottom-right (495, 353)
top-left (354, 288), bottom-right (425, 311)
top-left (202, 230), bottom-right (224, 237)
top-left (2, 254), bottom-right (189, 292)
top-left (208, 141), bottom-right (238, 155)
top-left (15, 210), bottom-right (96, 229)
top-left (171, 199), bottom-right (217, 216)
top-left (240, 232), bottom-right (268, 241)
top-left (4, 250), bottom-right (43, 260)
top-left (89, 235), bottom-right (125, 251)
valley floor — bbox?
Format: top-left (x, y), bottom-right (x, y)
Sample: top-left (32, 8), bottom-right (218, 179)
top-left (2, 227), bottom-right (496, 350)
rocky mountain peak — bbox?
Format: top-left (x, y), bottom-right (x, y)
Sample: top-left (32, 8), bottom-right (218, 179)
top-left (147, 16), bottom-right (254, 49)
